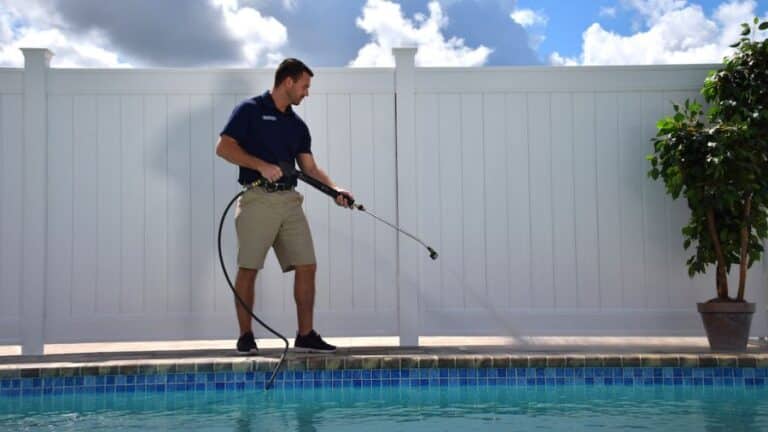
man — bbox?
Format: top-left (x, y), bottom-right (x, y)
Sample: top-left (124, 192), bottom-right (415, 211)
top-left (215, 58), bottom-right (353, 354)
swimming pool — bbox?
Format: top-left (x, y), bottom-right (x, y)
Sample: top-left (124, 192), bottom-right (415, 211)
top-left (2, 383), bottom-right (767, 431)
top-left (1, 366), bottom-right (767, 431)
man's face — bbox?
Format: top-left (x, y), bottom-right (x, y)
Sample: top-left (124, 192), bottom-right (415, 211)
top-left (287, 72), bottom-right (311, 105)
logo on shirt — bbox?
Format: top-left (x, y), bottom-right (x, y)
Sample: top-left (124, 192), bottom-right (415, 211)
top-left (262, 115), bottom-right (277, 121)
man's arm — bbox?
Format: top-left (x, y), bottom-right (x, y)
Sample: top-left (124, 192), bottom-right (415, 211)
top-left (296, 153), bottom-right (354, 207)
top-left (296, 153), bottom-right (336, 188)
top-left (215, 134), bottom-right (282, 182)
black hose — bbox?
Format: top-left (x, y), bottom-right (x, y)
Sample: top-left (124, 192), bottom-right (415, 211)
top-left (217, 190), bottom-right (288, 390)
top-left (217, 168), bottom-right (437, 390)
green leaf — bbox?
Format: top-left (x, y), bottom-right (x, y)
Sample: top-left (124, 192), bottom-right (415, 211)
top-left (729, 41), bottom-right (741, 48)
top-left (690, 101), bottom-right (702, 112)
top-left (657, 118), bottom-right (673, 130)
top-left (741, 24), bottom-right (751, 37)
top-left (760, 22), bottom-right (768, 31)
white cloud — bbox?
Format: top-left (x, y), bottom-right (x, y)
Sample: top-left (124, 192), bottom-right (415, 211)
top-left (510, 8), bottom-right (548, 28)
top-left (551, 0), bottom-right (767, 65)
top-left (0, 14), bottom-right (15, 43)
top-left (0, 3), bottom-right (130, 67)
top-left (549, 51), bottom-right (579, 66)
top-left (599, 6), bottom-right (618, 18)
top-left (215, 0), bottom-right (287, 66)
top-left (624, 0), bottom-right (688, 24)
top-left (2, 0), bottom-right (53, 28)
top-left (0, 0), bottom-right (289, 67)
top-left (350, 0), bottom-right (492, 67)
top-left (714, 0), bottom-right (761, 47)
top-left (509, 7), bottom-right (548, 51)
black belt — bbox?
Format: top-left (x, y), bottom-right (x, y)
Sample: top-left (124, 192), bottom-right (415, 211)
top-left (244, 178), bottom-right (295, 192)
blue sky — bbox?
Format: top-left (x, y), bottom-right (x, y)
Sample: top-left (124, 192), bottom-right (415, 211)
top-left (523, 0), bottom-right (761, 61)
top-left (516, 0), bottom-right (622, 60)
top-left (0, 0), bottom-right (766, 67)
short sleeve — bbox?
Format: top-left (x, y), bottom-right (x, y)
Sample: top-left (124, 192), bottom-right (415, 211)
top-left (220, 102), bottom-right (253, 144)
top-left (297, 122), bottom-right (312, 154)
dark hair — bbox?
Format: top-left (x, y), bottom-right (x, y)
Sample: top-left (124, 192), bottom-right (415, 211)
top-left (274, 58), bottom-right (313, 87)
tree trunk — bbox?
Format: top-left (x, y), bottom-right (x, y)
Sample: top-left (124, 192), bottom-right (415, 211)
top-left (738, 193), bottom-right (752, 302)
top-left (706, 208), bottom-right (729, 299)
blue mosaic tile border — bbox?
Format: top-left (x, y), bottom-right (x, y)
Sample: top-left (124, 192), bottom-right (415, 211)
top-left (1, 367), bottom-right (766, 397)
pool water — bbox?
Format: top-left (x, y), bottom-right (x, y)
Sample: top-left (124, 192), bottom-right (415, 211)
top-left (2, 385), bottom-right (767, 431)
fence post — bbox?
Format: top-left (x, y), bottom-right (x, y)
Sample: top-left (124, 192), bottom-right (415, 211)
top-left (393, 47), bottom-right (419, 346)
top-left (21, 48), bottom-right (52, 355)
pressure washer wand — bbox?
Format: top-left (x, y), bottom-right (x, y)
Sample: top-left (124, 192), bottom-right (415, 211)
top-left (356, 206), bottom-right (439, 260)
top-left (280, 163), bottom-right (438, 260)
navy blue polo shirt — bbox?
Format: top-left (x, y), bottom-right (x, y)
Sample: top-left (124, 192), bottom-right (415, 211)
top-left (220, 90), bottom-right (312, 185)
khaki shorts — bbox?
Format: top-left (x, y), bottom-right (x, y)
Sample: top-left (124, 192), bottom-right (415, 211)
top-left (235, 187), bottom-right (316, 272)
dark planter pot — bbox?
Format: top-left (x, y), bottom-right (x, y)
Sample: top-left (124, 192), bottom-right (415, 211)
top-left (697, 302), bottom-right (755, 352)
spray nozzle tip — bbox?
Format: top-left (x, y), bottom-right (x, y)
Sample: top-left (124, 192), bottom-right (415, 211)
top-left (427, 247), bottom-right (439, 260)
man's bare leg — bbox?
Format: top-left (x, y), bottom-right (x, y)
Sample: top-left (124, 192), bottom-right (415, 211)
top-left (234, 267), bottom-right (258, 335)
top-left (293, 264), bottom-right (316, 336)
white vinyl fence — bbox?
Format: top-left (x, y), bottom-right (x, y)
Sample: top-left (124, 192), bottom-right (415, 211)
top-left (0, 48), bottom-right (765, 354)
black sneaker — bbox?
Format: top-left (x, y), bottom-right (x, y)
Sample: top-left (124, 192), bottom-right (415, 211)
top-left (236, 331), bottom-right (258, 355)
top-left (294, 330), bottom-right (336, 353)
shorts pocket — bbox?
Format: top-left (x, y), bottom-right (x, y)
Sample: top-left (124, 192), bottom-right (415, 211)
top-left (238, 189), bottom-right (265, 208)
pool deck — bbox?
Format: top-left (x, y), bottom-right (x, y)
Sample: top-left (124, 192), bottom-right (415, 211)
top-left (2, 337), bottom-right (768, 377)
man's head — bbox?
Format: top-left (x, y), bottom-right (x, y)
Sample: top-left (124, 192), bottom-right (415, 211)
top-left (274, 58), bottom-right (313, 106)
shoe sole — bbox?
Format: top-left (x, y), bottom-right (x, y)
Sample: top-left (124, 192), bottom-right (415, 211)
top-left (293, 347), bottom-right (336, 353)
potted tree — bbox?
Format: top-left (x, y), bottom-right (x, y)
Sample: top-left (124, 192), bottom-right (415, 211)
top-left (647, 17), bottom-right (768, 351)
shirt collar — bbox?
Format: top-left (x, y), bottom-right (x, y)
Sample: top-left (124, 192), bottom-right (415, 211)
top-left (262, 90), bottom-right (294, 116)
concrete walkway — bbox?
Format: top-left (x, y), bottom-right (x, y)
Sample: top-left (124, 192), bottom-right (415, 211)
top-left (2, 337), bottom-right (767, 369)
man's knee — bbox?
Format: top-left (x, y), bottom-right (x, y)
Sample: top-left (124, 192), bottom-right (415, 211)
top-left (237, 267), bottom-right (258, 282)
top-left (294, 264), bottom-right (317, 276)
